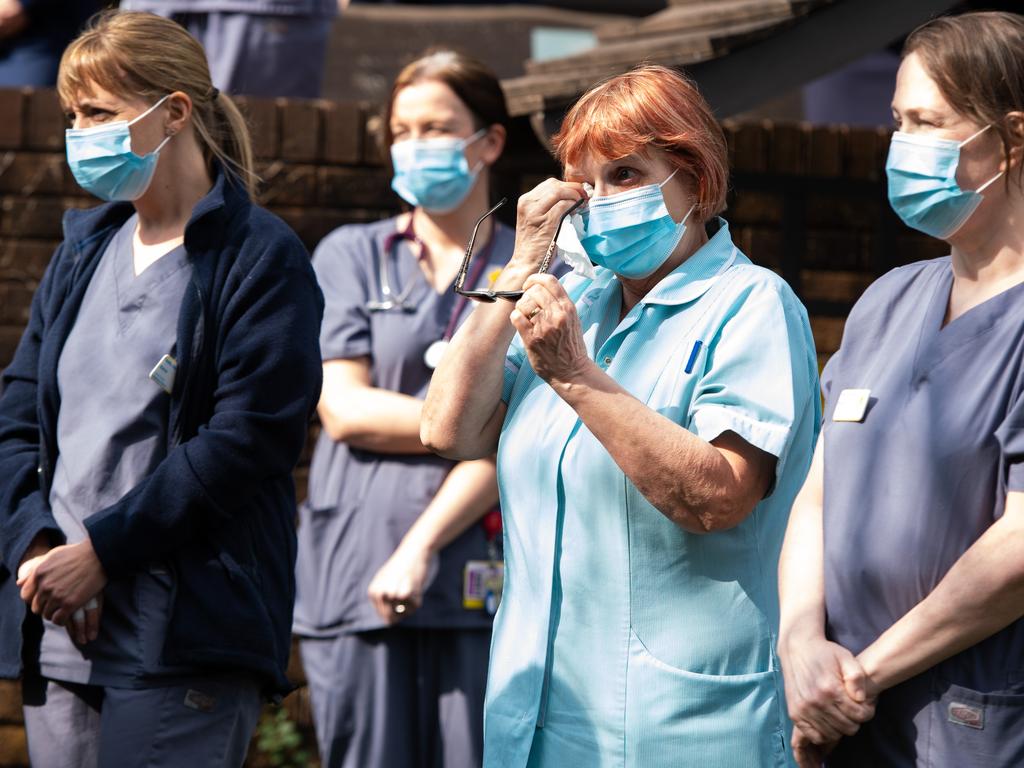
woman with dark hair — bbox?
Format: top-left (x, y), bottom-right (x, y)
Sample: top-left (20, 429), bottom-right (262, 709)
top-left (778, 10), bottom-right (1024, 767)
top-left (0, 11), bottom-right (323, 767)
top-left (293, 49), bottom-right (513, 768)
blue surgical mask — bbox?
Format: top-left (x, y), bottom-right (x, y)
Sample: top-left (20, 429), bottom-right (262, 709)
top-left (575, 169), bottom-right (695, 279)
top-left (886, 124), bottom-right (1003, 239)
top-left (390, 129), bottom-right (486, 213)
top-left (66, 95), bottom-right (173, 202)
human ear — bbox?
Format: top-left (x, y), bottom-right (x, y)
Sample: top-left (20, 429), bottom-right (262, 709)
top-left (165, 91), bottom-right (193, 137)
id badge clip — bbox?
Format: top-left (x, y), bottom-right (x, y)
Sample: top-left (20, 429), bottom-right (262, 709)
top-left (832, 388), bottom-right (870, 423)
top-left (149, 354), bottom-right (177, 395)
top-left (463, 560), bottom-right (504, 615)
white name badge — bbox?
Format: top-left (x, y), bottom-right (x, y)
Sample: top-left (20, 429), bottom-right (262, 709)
top-left (832, 388), bottom-right (871, 422)
top-left (149, 354), bottom-right (177, 394)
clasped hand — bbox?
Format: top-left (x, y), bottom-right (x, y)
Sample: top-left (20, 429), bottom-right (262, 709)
top-left (781, 635), bottom-right (878, 767)
top-left (17, 537), bottom-right (107, 645)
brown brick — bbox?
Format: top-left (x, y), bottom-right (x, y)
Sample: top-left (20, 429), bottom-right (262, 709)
top-left (846, 127), bottom-right (887, 181)
top-left (234, 96), bottom-right (280, 161)
top-left (280, 99), bottom-right (323, 163)
top-left (804, 230), bottom-right (869, 271)
top-left (323, 101), bottom-right (363, 165)
top-left (317, 167), bottom-right (393, 209)
top-left (362, 112), bottom-right (387, 167)
top-left (0, 90), bottom-right (25, 149)
top-left (800, 269), bottom-right (875, 305)
top-left (24, 88), bottom-right (65, 152)
top-left (811, 316), bottom-right (846, 355)
top-left (0, 196), bottom-right (67, 239)
top-left (744, 226), bottom-right (784, 271)
top-left (807, 125), bottom-right (844, 178)
top-left (0, 284), bottom-right (33, 324)
top-left (805, 196), bottom-right (878, 230)
top-left (768, 122), bottom-right (808, 176)
top-left (0, 152), bottom-right (65, 196)
top-left (257, 162), bottom-right (318, 207)
top-left (0, 680), bottom-right (22, 723)
top-left (729, 190), bottom-right (783, 226)
top-left (725, 120), bottom-right (769, 173)
top-left (286, 637), bottom-right (307, 687)
top-left (283, 685), bottom-right (314, 730)
top-left (0, 723), bottom-right (28, 766)
top-left (0, 238), bottom-right (56, 282)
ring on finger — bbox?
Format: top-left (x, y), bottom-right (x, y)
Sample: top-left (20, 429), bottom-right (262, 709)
top-left (528, 307), bottom-right (542, 320)
top-left (394, 602), bottom-right (407, 615)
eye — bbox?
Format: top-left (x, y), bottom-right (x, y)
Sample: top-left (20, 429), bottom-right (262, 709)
top-left (611, 166), bottom-right (640, 184)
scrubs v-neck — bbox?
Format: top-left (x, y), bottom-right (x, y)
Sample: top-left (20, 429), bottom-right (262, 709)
top-left (822, 257), bottom-right (1024, 766)
top-left (294, 217), bottom-right (513, 637)
top-left (39, 215), bottom-right (195, 686)
top-left (489, 219), bottom-right (820, 768)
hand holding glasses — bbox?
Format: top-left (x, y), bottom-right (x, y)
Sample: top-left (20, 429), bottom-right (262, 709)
top-left (454, 196), bottom-right (586, 303)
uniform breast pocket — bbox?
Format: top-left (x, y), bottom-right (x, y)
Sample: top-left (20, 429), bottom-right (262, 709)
top-left (928, 680), bottom-right (1024, 767)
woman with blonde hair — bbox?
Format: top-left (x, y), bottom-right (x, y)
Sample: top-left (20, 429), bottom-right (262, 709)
top-left (0, 11), bottom-right (323, 767)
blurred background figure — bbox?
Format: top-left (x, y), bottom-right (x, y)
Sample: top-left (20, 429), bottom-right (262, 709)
top-left (118, 0), bottom-right (338, 99)
top-left (0, 0), bottom-right (100, 86)
top-left (293, 49), bottom-right (513, 768)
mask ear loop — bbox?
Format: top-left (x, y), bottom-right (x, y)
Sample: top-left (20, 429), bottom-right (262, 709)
top-left (127, 94), bottom-right (172, 127)
top-left (657, 168), bottom-right (679, 188)
top-left (958, 124), bottom-right (1005, 194)
top-left (958, 123), bottom-right (992, 148)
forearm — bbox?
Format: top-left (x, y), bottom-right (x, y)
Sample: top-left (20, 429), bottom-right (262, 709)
top-left (422, 267), bottom-right (527, 458)
top-left (319, 385), bottom-right (429, 454)
top-left (857, 510), bottom-right (1024, 693)
top-left (552, 362), bottom-right (751, 533)
top-left (401, 458), bottom-right (499, 555)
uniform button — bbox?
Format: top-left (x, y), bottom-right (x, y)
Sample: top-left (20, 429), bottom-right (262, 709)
top-left (603, 356), bottom-right (613, 365)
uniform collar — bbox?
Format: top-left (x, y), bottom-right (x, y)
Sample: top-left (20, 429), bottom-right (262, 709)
top-left (637, 217), bottom-right (739, 306)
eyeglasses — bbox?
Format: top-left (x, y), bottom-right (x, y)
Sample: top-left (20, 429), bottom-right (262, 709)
top-left (454, 196), bottom-right (586, 303)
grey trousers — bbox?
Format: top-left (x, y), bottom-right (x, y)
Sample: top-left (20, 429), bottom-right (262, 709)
top-left (22, 676), bottom-right (262, 768)
top-left (167, 11), bottom-right (332, 99)
top-left (300, 627), bottom-right (492, 768)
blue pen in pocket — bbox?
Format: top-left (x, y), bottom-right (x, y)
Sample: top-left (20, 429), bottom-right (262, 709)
top-left (684, 340), bottom-right (703, 374)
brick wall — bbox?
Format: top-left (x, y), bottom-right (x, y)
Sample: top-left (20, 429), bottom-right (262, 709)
top-left (0, 88), bottom-right (945, 766)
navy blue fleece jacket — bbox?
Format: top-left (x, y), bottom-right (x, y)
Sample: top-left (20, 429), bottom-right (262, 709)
top-left (0, 169), bottom-right (323, 693)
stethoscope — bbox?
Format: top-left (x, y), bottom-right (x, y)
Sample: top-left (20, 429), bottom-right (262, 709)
top-left (367, 222), bottom-right (422, 313)
top-left (368, 218), bottom-right (496, 368)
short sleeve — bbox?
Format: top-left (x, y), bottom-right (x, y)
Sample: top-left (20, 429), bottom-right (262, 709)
top-left (996, 387), bottom-right (1024, 492)
top-left (502, 332), bottom-right (526, 404)
top-left (688, 277), bottom-right (818, 480)
top-left (312, 227), bottom-right (373, 361)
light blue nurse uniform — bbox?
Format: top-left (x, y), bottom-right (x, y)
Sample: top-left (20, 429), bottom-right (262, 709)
top-left (488, 219), bottom-right (820, 768)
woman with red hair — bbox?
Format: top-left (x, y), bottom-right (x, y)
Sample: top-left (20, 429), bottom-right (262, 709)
top-left (423, 65), bottom-right (819, 766)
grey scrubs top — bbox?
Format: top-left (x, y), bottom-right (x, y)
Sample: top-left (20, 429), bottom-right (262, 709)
top-left (822, 256), bottom-right (1024, 765)
top-left (39, 215), bottom-right (195, 688)
top-left (294, 217), bottom-right (514, 637)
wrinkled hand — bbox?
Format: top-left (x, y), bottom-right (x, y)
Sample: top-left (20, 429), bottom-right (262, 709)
top-left (0, 0), bottom-right (27, 39)
top-left (17, 539), bottom-right (107, 632)
top-left (510, 274), bottom-right (591, 385)
top-left (792, 726), bottom-right (837, 768)
top-left (780, 633), bottom-right (876, 747)
top-left (509, 178), bottom-right (586, 274)
top-left (367, 542), bottom-right (437, 624)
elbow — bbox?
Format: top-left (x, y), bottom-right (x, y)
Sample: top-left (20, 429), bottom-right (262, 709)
top-left (674, 494), bottom-right (755, 535)
top-left (318, 407), bottom-right (356, 444)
